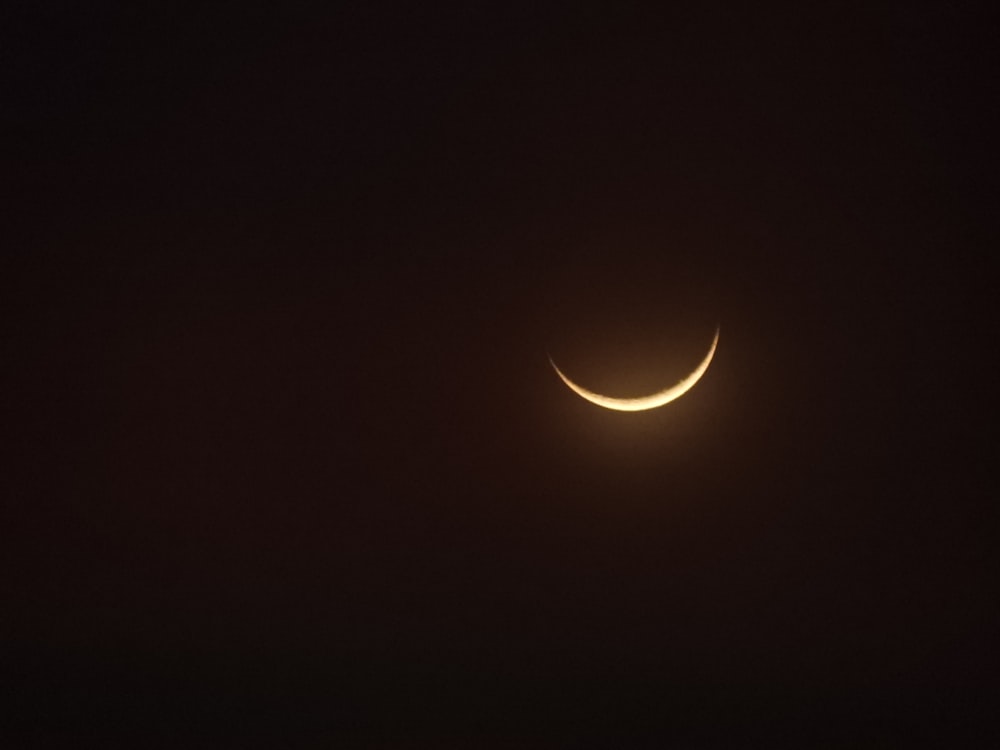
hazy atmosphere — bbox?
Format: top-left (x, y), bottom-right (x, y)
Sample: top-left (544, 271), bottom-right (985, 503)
top-left (4, 3), bottom-right (995, 745)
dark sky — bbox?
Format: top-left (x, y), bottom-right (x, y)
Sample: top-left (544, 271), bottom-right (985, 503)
top-left (3, 3), bottom-right (995, 746)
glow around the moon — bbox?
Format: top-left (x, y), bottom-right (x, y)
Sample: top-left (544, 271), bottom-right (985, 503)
top-left (549, 326), bottom-right (719, 412)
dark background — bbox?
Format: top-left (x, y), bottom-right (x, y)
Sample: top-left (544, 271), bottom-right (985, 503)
top-left (2, 2), bottom-right (995, 746)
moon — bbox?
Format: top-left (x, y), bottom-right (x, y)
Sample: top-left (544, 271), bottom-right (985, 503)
top-left (549, 326), bottom-right (720, 412)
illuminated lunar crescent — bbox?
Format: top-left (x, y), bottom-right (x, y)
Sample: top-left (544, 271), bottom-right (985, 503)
top-left (550, 326), bottom-right (719, 412)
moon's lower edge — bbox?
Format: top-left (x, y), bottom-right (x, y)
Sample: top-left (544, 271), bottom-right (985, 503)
top-left (550, 326), bottom-right (719, 412)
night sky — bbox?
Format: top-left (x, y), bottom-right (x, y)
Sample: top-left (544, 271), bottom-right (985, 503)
top-left (3, 3), bottom-right (995, 746)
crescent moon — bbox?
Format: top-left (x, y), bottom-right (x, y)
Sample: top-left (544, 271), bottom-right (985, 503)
top-left (549, 326), bottom-right (720, 412)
